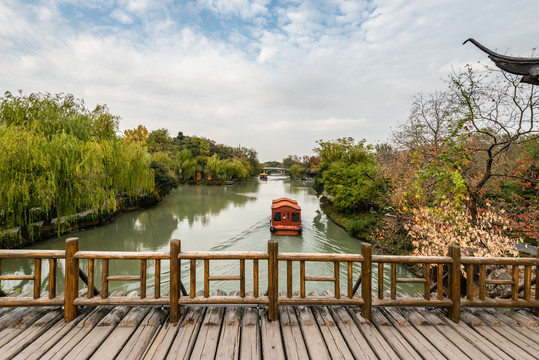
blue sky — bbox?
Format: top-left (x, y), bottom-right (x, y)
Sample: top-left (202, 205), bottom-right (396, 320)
top-left (2, 0), bottom-right (539, 161)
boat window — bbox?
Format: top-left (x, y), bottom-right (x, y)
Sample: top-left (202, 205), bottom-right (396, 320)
top-left (291, 212), bottom-right (299, 222)
top-left (273, 212), bottom-right (281, 222)
top-left (283, 212), bottom-right (287, 220)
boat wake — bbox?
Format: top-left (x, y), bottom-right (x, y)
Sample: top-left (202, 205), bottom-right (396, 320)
top-left (209, 217), bottom-right (270, 251)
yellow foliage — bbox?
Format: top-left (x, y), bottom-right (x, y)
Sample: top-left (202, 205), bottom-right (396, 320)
top-left (405, 200), bottom-right (520, 257)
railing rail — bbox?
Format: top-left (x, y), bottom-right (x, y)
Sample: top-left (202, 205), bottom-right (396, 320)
top-left (0, 238), bottom-right (537, 323)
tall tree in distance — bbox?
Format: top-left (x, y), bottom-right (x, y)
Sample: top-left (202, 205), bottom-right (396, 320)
top-left (124, 125), bottom-right (149, 143)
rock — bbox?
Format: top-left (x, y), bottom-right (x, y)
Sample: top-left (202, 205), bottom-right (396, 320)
top-left (486, 268), bottom-right (512, 298)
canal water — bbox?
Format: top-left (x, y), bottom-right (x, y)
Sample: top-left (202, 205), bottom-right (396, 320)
top-left (2, 177), bottom-right (420, 296)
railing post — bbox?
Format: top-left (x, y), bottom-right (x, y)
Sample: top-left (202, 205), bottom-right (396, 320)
top-left (268, 240), bottom-right (278, 321)
top-left (34, 258), bottom-right (42, 299)
top-left (361, 242), bottom-right (372, 321)
top-left (535, 251), bottom-right (538, 318)
top-left (64, 237), bottom-right (79, 322)
top-left (448, 245), bottom-right (461, 322)
top-left (170, 239), bottom-right (181, 323)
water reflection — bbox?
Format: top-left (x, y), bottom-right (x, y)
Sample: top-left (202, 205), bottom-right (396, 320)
top-left (1, 177), bottom-right (420, 296)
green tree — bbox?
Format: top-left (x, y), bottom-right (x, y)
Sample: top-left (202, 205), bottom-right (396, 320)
top-left (178, 136), bottom-right (209, 159)
top-left (0, 92), bottom-right (154, 236)
top-left (313, 137), bottom-right (388, 213)
top-left (150, 161), bottom-right (177, 198)
top-left (320, 161), bottom-right (388, 214)
top-left (290, 164), bottom-right (307, 179)
top-left (224, 159), bottom-right (248, 179)
top-left (282, 155), bottom-right (301, 168)
top-left (146, 128), bottom-right (176, 153)
top-left (175, 149), bottom-right (200, 180)
top-left (314, 137), bottom-right (373, 164)
top-left (206, 154), bottom-right (226, 178)
top-left (263, 161), bottom-right (280, 168)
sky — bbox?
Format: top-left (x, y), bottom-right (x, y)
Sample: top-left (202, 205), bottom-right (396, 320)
top-left (1, 1), bottom-right (539, 162)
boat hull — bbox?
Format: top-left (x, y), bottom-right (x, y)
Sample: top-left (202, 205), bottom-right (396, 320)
top-left (270, 225), bottom-right (302, 236)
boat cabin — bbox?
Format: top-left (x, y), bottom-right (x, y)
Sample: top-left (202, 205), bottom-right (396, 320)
top-left (270, 198), bottom-right (302, 235)
top-left (259, 173), bottom-right (268, 180)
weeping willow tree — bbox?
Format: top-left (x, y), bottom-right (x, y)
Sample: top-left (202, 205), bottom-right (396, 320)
top-left (0, 91), bottom-right (154, 238)
top-left (205, 154), bottom-right (227, 179)
top-left (175, 149), bottom-right (200, 180)
top-left (225, 158), bottom-right (249, 179)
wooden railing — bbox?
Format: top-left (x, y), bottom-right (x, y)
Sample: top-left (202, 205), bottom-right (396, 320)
top-left (0, 238), bottom-right (537, 323)
top-left (461, 256), bottom-right (539, 309)
top-left (371, 245), bottom-right (460, 320)
top-left (275, 242), bottom-right (369, 319)
top-left (0, 249), bottom-right (65, 306)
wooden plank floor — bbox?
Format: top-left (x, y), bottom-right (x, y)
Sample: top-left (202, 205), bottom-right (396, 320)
top-left (0, 297), bottom-right (538, 359)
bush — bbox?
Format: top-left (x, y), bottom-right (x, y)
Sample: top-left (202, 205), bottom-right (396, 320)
top-left (150, 161), bottom-right (178, 198)
top-left (346, 214), bottom-right (379, 238)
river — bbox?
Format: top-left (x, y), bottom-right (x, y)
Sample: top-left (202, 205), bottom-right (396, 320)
top-left (2, 176), bottom-right (419, 296)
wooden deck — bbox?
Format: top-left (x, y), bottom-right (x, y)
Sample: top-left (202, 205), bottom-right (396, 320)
top-left (0, 293), bottom-right (538, 360)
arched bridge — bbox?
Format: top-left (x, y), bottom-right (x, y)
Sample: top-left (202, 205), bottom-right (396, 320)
top-left (261, 167), bottom-right (290, 175)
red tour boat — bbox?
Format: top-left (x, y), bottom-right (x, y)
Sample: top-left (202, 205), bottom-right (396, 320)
top-left (270, 198), bottom-right (302, 235)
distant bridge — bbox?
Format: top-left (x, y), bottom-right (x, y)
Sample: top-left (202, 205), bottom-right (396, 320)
top-left (261, 167), bottom-right (290, 175)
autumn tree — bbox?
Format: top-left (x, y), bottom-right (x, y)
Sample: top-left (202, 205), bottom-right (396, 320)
top-left (451, 66), bottom-right (539, 219)
top-left (393, 66), bottom-right (539, 214)
top-left (390, 66), bottom-right (539, 255)
top-left (124, 125), bottom-right (149, 143)
top-left (302, 155), bottom-right (321, 173)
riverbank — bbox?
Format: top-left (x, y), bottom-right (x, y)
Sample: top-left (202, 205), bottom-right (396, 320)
top-left (0, 195), bottom-right (163, 249)
top-left (0, 178), bottom-right (249, 249)
top-left (319, 196), bottom-right (414, 256)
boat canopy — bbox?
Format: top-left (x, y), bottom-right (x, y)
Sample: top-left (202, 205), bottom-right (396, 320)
top-left (271, 198), bottom-right (301, 211)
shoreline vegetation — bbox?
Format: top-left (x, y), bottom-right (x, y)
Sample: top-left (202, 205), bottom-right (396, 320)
top-left (0, 178), bottom-right (244, 249)
top-left (319, 196), bottom-right (414, 256)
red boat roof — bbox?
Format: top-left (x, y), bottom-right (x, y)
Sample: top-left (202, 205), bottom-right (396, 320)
top-left (271, 198), bottom-right (301, 211)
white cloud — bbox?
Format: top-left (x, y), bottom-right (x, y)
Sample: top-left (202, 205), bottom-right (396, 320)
top-left (2, 0), bottom-right (539, 162)
top-left (123, 0), bottom-right (153, 12)
top-left (256, 45), bottom-right (278, 63)
top-left (111, 9), bottom-right (134, 24)
top-left (198, 0), bottom-right (270, 20)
